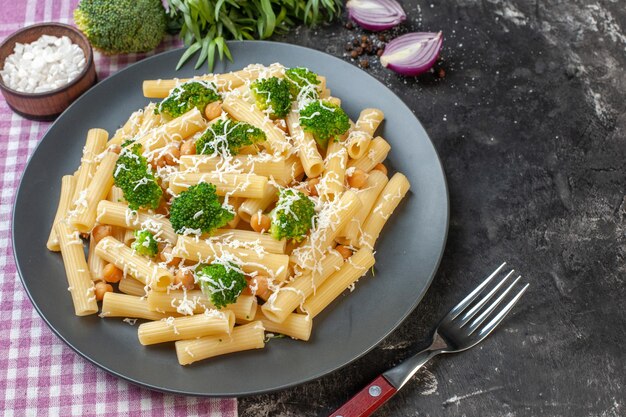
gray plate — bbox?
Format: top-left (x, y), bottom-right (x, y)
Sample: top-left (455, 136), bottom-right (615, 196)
top-left (13, 41), bottom-right (448, 397)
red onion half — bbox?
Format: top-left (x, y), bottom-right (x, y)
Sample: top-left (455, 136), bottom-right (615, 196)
top-left (346, 0), bottom-right (406, 31)
top-left (380, 32), bottom-right (443, 76)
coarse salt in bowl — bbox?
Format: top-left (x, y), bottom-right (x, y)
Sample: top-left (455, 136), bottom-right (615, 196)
top-left (0, 22), bottom-right (96, 120)
top-left (1, 35), bottom-right (87, 94)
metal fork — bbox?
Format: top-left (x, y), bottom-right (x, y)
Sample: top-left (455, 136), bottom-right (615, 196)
top-left (329, 262), bottom-right (529, 417)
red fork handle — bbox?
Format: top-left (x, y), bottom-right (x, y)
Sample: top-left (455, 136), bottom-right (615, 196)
top-left (328, 375), bottom-right (398, 417)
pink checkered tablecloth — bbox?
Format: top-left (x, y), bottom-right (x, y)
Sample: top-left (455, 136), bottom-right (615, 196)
top-left (0, 1), bottom-right (237, 415)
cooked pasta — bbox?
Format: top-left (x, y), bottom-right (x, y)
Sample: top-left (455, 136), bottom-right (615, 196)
top-left (48, 63), bottom-right (410, 365)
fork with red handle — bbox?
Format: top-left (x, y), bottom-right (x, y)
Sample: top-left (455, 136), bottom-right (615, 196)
top-left (329, 262), bottom-right (529, 417)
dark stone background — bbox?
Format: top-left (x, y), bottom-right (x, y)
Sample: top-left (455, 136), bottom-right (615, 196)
top-left (240, 0), bottom-right (626, 416)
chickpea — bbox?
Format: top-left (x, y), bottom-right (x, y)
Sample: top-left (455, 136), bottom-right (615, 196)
top-left (244, 275), bottom-right (270, 299)
top-left (159, 245), bottom-right (181, 267)
top-left (180, 139), bottom-right (196, 156)
top-left (372, 163), bottom-right (388, 175)
top-left (336, 245), bottom-right (353, 259)
top-left (102, 263), bottom-right (123, 283)
top-left (174, 269), bottom-right (195, 290)
top-left (162, 144), bottom-right (180, 166)
top-left (151, 144), bottom-right (180, 168)
top-left (92, 225), bottom-right (113, 244)
top-left (274, 118), bottom-right (288, 133)
top-left (108, 144), bottom-right (122, 154)
top-left (94, 281), bottom-right (113, 301)
top-left (307, 177), bottom-right (320, 197)
top-left (250, 213), bottom-right (271, 233)
top-left (347, 168), bottom-right (368, 189)
top-left (204, 101), bottom-right (222, 120)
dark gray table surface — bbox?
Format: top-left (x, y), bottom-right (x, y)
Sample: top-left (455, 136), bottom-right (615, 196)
top-left (239, 0), bottom-right (626, 416)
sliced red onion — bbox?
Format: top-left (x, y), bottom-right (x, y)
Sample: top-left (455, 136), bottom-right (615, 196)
top-left (380, 32), bottom-right (443, 76)
top-left (346, 0), bottom-right (406, 31)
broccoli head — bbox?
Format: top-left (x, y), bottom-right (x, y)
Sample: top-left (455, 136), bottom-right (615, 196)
top-left (169, 182), bottom-right (234, 235)
top-left (195, 119), bottom-right (266, 156)
top-left (299, 100), bottom-right (351, 148)
top-left (74, 0), bottom-right (166, 54)
top-left (285, 67), bottom-right (321, 101)
top-left (131, 230), bottom-right (158, 257)
top-left (156, 81), bottom-right (221, 119)
top-left (270, 189), bottom-right (316, 242)
top-left (251, 77), bottom-right (292, 118)
top-left (196, 262), bottom-right (247, 309)
top-left (113, 144), bottom-right (162, 211)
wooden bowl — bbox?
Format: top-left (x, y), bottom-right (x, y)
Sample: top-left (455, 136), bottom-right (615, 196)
top-left (0, 22), bottom-right (97, 121)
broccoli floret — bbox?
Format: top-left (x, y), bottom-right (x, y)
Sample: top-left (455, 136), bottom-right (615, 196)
top-left (270, 189), bottom-right (316, 242)
top-left (169, 182), bottom-right (234, 235)
top-left (299, 100), bottom-right (351, 148)
top-left (131, 230), bottom-right (158, 257)
top-left (196, 262), bottom-right (247, 309)
top-left (74, 0), bottom-right (166, 54)
top-left (251, 77), bottom-right (292, 118)
top-left (195, 119), bottom-right (266, 156)
top-left (120, 138), bottom-right (136, 148)
top-left (156, 81), bottom-right (221, 119)
top-left (113, 144), bottom-right (162, 210)
top-left (285, 67), bottom-right (321, 101)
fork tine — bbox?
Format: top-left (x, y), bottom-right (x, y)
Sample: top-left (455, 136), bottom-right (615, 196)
top-left (476, 283), bottom-right (530, 337)
top-left (444, 262), bottom-right (507, 322)
top-left (457, 269), bottom-right (515, 328)
top-left (466, 276), bottom-right (522, 334)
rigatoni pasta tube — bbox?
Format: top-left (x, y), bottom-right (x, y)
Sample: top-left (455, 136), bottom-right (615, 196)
top-left (47, 175), bottom-right (76, 251)
top-left (70, 151), bottom-right (117, 233)
top-left (118, 276), bottom-right (146, 296)
top-left (210, 229), bottom-right (286, 254)
top-left (147, 290), bottom-right (257, 321)
top-left (256, 307), bottom-right (312, 341)
top-left (320, 140), bottom-right (348, 201)
top-left (96, 200), bottom-right (177, 244)
top-left (101, 292), bottom-right (174, 321)
top-left (172, 237), bottom-right (289, 281)
top-left (95, 236), bottom-right (172, 290)
top-left (223, 96), bottom-right (290, 155)
top-left (286, 105), bottom-right (324, 178)
top-left (105, 187), bottom-right (127, 242)
top-left (87, 234), bottom-right (105, 281)
top-left (179, 154), bottom-right (303, 186)
top-left (262, 250), bottom-right (343, 323)
top-left (168, 172), bottom-right (268, 199)
top-left (137, 103), bottom-right (164, 134)
top-left (238, 184), bottom-right (278, 222)
top-left (302, 248), bottom-right (375, 318)
top-left (135, 108), bottom-right (205, 153)
top-left (347, 109), bottom-right (384, 159)
top-left (339, 170), bottom-right (389, 246)
top-left (138, 310), bottom-right (235, 345)
top-left (108, 108), bottom-right (144, 146)
top-left (71, 128), bottom-right (108, 206)
top-left (175, 321), bottom-right (265, 365)
top-left (347, 137), bottom-right (391, 173)
top-left (360, 173), bottom-right (411, 249)
top-left (54, 221), bottom-right (98, 316)
top-left (290, 190), bottom-right (362, 271)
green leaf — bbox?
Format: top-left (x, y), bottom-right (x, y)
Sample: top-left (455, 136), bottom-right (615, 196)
top-left (259, 0), bottom-right (276, 38)
top-left (176, 41), bottom-right (202, 70)
top-left (207, 40), bottom-right (217, 71)
top-left (195, 36), bottom-right (211, 69)
top-left (215, 36), bottom-right (225, 60)
top-left (215, 0), bottom-right (227, 21)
